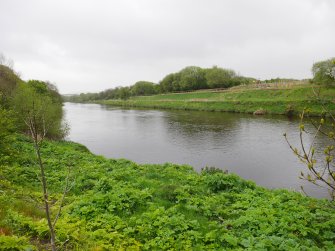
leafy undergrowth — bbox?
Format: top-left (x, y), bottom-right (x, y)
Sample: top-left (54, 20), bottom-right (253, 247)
top-left (0, 136), bottom-right (334, 250)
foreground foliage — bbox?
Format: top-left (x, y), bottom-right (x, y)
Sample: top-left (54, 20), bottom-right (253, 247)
top-left (0, 137), bottom-right (334, 250)
top-left (0, 60), bottom-right (70, 250)
top-left (285, 91), bottom-right (335, 200)
top-left (312, 57), bottom-right (335, 86)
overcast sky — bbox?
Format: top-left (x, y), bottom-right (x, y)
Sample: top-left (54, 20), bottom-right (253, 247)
top-left (1, 0), bottom-right (334, 94)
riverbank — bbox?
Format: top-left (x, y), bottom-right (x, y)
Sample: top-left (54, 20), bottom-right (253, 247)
top-left (97, 83), bottom-right (335, 116)
top-left (0, 136), bottom-right (334, 250)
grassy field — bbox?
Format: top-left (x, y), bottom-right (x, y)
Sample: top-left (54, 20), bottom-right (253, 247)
top-left (98, 83), bottom-right (335, 116)
top-left (0, 136), bottom-right (334, 250)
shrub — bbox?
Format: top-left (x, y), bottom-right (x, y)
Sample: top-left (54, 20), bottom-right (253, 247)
top-left (312, 57), bottom-right (335, 86)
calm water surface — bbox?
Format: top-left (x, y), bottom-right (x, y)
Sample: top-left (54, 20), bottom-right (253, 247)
top-left (64, 102), bottom-right (330, 198)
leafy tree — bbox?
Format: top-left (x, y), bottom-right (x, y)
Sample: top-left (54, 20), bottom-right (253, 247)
top-left (312, 57), bottom-right (335, 86)
top-left (205, 66), bottom-right (237, 88)
top-left (130, 81), bottom-right (157, 96)
top-left (65, 65), bottom-right (250, 102)
top-left (171, 72), bottom-right (182, 91)
top-left (153, 83), bottom-right (161, 94)
top-left (22, 80), bottom-right (66, 139)
top-left (12, 83), bottom-right (69, 250)
top-left (179, 66), bottom-right (207, 91)
top-left (159, 73), bottom-right (176, 93)
top-left (27, 80), bottom-right (63, 104)
top-left (118, 86), bottom-right (131, 100)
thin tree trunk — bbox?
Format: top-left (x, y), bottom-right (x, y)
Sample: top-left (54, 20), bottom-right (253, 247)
top-left (34, 142), bottom-right (56, 251)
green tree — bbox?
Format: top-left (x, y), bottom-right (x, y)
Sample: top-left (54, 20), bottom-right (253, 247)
top-left (312, 57), bottom-right (335, 86)
top-left (159, 73), bottom-right (176, 93)
top-left (131, 81), bottom-right (157, 96)
top-left (171, 72), bottom-right (182, 91)
top-left (179, 66), bottom-right (207, 91)
top-left (64, 65), bottom-right (250, 101)
top-left (205, 66), bottom-right (237, 88)
top-left (22, 80), bottom-right (66, 139)
top-left (28, 80), bottom-right (63, 104)
top-left (13, 83), bottom-right (69, 250)
top-left (118, 86), bottom-right (131, 100)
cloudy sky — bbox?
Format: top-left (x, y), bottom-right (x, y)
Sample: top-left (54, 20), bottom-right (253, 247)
top-left (0, 0), bottom-right (334, 94)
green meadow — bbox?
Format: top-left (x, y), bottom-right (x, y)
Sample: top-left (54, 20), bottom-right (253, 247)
top-left (98, 83), bottom-right (335, 116)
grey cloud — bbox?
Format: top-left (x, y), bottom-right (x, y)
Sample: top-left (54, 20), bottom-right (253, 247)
top-left (0, 0), bottom-right (334, 93)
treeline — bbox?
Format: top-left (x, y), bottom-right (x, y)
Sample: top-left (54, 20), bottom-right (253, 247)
top-left (262, 78), bottom-right (300, 83)
top-left (0, 58), bottom-right (66, 160)
top-left (64, 66), bottom-right (255, 102)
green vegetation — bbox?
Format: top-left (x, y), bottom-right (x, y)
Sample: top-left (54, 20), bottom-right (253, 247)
top-left (13, 81), bottom-right (69, 251)
top-left (97, 83), bottom-right (335, 116)
top-left (66, 58), bottom-right (335, 117)
top-left (64, 65), bottom-right (254, 102)
top-left (131, 81), bottom-right (159, 96)
top-left (0, 108), bottom-right (16, 163)
top-left (0, 59), bottom-right (69, 250)
top-left (0, 62), bottom-right (66, 140)
top-left (312, 57), bottom-right (335, 86)
top-left (1, 136), bottom-right (335, 250)
top-left (2, 56), bottom-right (335, 250)
top-left (284, 90), bottom-right (335, 199)
top-left (0, 64), bottom-right (20, 107)
top-left (13, 80), bottom-right (66, 139)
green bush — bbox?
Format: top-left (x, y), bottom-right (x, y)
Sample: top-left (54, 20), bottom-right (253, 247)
top-left (202, 172), bottom-right (255, 193)
top-left (0, 235), bottom-right (36, 251)
top-left (312, 57), bottom-right (335, 86)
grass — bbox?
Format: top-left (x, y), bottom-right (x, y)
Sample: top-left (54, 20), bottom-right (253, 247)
top-left (0, 136), bottom-right (334, 250)
top-left (97, 83), bottom-right (335, 116)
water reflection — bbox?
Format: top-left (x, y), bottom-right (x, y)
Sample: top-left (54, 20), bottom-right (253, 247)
top-left (65, 103), bottom-right (330, 198)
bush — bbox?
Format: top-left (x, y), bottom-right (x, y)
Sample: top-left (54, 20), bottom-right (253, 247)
top-left (0, 235), bottom-right (36, 251)
top-left (312, 57), bottom-right (335, 86)
top-left (203, 172), bottom-right (255, 193)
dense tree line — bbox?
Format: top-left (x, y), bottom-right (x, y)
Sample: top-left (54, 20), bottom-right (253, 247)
top-left (262, 78), bottom-right (299, 83)
top-left (0, 55), bottom-right (66, 157)
top-left (66, 58), bottom-right (335, 103)
top-left (0, 60), bottom-right (66, 144)
top-left (64, 66), bottom-right (254, 102)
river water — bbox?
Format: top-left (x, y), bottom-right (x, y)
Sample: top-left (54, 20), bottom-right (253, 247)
top-left (64, 102), bottom-right (330, 198)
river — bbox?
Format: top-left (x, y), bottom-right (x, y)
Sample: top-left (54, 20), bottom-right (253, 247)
top-left (64, 102), bottom-right (330, 198)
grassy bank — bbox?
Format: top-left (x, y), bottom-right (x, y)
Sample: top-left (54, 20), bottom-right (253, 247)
top-left (0, 136), bottom-right (334, 250)
top-left (97, 83), bottom-right (335, 116)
